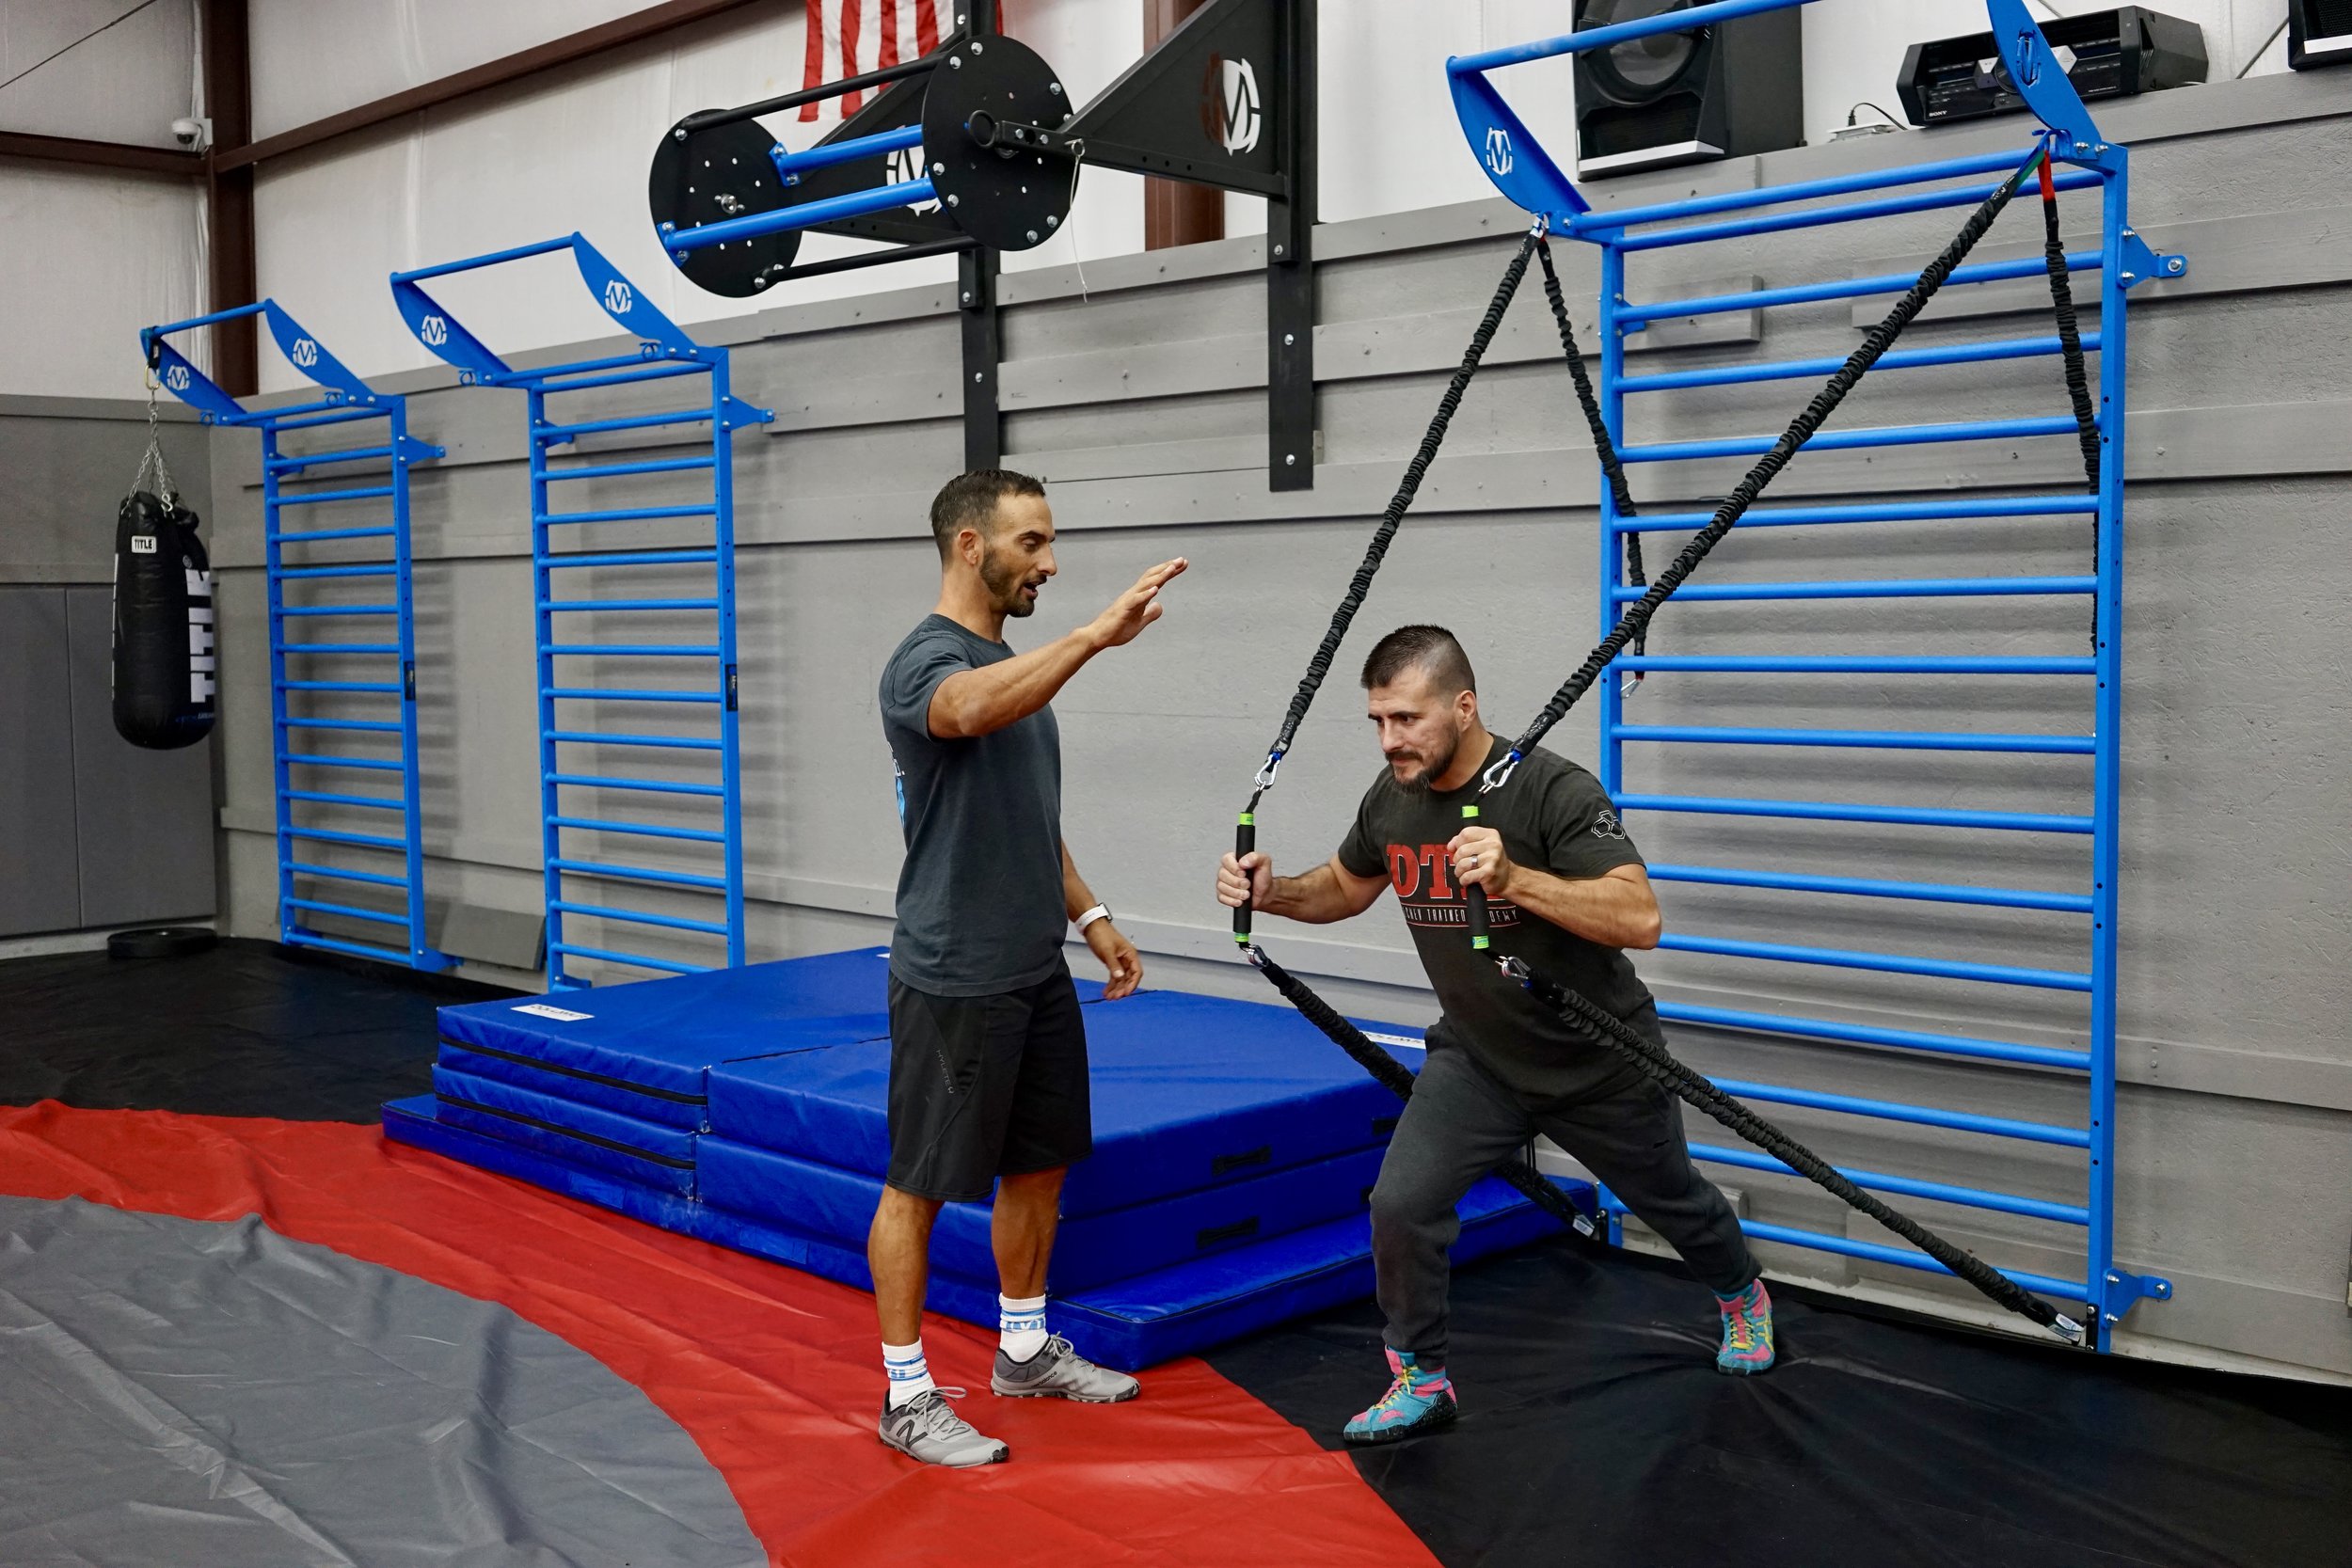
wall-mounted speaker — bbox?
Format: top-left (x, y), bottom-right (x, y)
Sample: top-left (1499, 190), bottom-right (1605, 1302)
top-left (1898, 8), bottom-right (2206, 126)
top-left (1571, 0), bottom-right (1804, 180)
top-left (2290, 1), bottom-right (2352, 69)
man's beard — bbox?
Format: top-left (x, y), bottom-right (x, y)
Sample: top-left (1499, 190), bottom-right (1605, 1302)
top-left (1390, 731), bottom-right (1460, 796)
top-left (980, 546), bottom-right (1039, 618)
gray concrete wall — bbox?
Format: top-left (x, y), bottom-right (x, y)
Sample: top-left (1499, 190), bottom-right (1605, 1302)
top-left (201, 73), bottom-right (2352, 1377)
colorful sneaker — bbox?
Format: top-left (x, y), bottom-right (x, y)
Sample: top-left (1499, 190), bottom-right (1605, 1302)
top-left (878, 1387), bottom-right (1009, 1467)
top-left (1343, 1348), bottom-right (1457, 1447)
top-left (992, 1335), bottom-right (1140, 1402)
top-left (1716, 1279), bottom-right (1775, 1375)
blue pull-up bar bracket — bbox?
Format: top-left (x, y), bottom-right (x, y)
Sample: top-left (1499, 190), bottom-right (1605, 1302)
top-left (2120, 228), bottom-right (2188, 288)
top-left (719, 395), bottom-right (776, 434)
top-left (2099, 1267), bottom-right (2174, 1325)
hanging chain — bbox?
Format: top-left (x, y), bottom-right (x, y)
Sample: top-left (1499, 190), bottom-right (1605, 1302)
top-left (133, 368), bottom-right (179, 508)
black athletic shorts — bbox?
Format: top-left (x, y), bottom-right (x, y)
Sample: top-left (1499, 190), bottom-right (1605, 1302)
top-left (884, 958), bottom-right (1092, 1203)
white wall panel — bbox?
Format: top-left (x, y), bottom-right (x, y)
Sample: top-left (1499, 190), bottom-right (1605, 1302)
top-left (0, 165), bottom-right (206, 399)
top-left (0, 0), bottom-right (196, 145)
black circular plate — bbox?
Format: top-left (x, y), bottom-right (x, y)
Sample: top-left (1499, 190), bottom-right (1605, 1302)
top-left (649, 115), bottom-right (802, 298)
top-left (922, 36), bottom-right (1077, 252)
top-left (107, 927), bottom-right (219, 960)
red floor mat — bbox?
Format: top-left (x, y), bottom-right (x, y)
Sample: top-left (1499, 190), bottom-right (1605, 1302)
top-left (0, 1101), bottom-right (1431, 1568)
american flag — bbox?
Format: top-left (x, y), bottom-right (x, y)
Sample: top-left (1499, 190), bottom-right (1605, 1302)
top-left (800, 0), bottom-right (948, 120)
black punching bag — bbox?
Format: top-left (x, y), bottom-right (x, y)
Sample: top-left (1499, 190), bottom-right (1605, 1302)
top-left (111, 489), bottom-right (217, 750)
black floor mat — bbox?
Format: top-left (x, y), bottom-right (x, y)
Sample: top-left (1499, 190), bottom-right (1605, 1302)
top-left (1208, 1238), bottom-right (2352, 1568)
top-left (0, 939), bottom-right (512, 1122)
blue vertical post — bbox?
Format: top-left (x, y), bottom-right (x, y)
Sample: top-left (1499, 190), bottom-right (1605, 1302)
top-left (262, 425), bottom-right (296, 942)
top-left (2087, 152), bottom-right (2129, 1341)
top-left (529, 388), bottom-right (571, 988)
top-left (710, 356), bottom-right (748, 966)
top-left (1596, 233), bottom-right (1631, 1247)
top-left (390, 400), bottom-right (429, 962)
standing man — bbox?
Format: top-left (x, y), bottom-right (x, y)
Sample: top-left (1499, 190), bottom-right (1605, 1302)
top-left (1215, 625), bottom-right (1772, 1447)
top-left (873, 468), bottom-right (1185, 1467)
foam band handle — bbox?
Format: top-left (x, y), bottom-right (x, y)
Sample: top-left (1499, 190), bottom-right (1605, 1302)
top-left (1233, 815), bottom-right (1256, 943)
top-left (1462, 804), bottom-right (1491, 951)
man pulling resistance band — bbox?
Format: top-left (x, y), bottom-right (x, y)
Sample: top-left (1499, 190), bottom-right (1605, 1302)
top-left (873, 469), bottom-right (1186, 1466)
top-left (1216, 626), bottom-right (1772, 1444)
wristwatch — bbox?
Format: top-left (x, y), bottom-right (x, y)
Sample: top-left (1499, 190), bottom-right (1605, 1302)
top-left (1075, 903), bottom-right (1113, 932)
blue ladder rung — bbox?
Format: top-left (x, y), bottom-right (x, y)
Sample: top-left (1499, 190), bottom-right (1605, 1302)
top-left (543, 549), bottom-right (718, 569)
top-left (279, 563), bottom-right (398, 579)
top-left (533, 361), bottom-right (711, 396)
top-left (275, 484), bottom-right (396, 506)
top-left (1620, 249), bottom-right (2101, 326)
top-left (1645, 863), bottom-right (2093, 913)
top-left (1619, 415), bottom-right (2085, 465)
top-left (1618, 167), bottom-right (2103, 255)
top-left (1687, 1147), bottom-right (2090, 1226)
top-left (278, 717), bottom-right (403, 733)
top-left (283, 826), bottom-right (405, 850)
top-left (279, 603), bottom-right (401, 616)
top-left (1707, 1078), bottom-right (2090, 1149)
top-left (285, 930), bottom-right (420, 963)
top-left (1621, 331), bottom-right (2104, 394)
top-left (539, 504), bottom-right (717, 525)
top-left (543, 644), bottom-right (721, 657)
top-left (285, 895), bottom-right (408, 927)
top-left (278, 679), bottom-right (403, 693)
top-left (288, 860), bottom-right (409, 888)
top-left (1613, 724), bottom-right (2094, 754)
top-left (275, 642), bottom-right (401, 655)
top-left (1657, 932), bottom-right (2091, 991)
top-left (1613, 495), bottom-right (2101, 534)
top-left (546, 730), bottom-right (723, 752)
top-left (544, 455), bottom-right (718, 483)
top-left (273, 407), bottom-right (386, 432)
top-left (267, 445), bottom-right (395, 471)
top-left (542, 687), bottom-right (722, 705)
top-left (548, 773), bottom-right (725, 798)
top-left (1612, 655), bottom-right (2097, 675)
top-left (536, 408), bottom-right (714, 441)
top-left (1657, 1000), bottom-right (2090, 1071)
top-left (1678, 1214), bottom-right (2090, 1305)
top-left (547, 941), bottom-right (709, 975)
top-left (550, 857), bottom-right (728, 891)
top-left (539, 597), bottom-right (722, 613)
top-left (284, 753), bottom-right (404, 772)
top-left (269, 526), bottom-right (398, 544)
top-left (1609, 576), bottom-right (2097, 603)
top-left (549, 816), bottom-right (727, 844)
top-left (281, 787), bottom-right (406, 811)
top-left (549, 901), bottom-right (730, 936)
top-left (1616, 793), bottom-right (2093, 833)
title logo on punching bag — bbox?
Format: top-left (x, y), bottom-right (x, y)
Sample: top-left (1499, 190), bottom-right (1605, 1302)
top-left (1200, 55), bottom-right (1262, 154)
top-left (187, 567), bottom-right (215, 704)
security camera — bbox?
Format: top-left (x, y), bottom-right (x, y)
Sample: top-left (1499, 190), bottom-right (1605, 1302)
top-left (171, 117), bottom-right (212, 151)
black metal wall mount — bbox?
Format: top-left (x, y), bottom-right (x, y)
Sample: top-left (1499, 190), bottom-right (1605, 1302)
top-left (649, 0), bottom-right (1319, 491)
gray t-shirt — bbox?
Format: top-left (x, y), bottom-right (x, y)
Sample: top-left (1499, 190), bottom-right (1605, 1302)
top-left (879, 614), bottom-right (1065, 996)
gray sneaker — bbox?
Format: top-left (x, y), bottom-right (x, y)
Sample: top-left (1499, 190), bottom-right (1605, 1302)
top-left (992, 1335), bottom-right (1140, 1402)
top-left (877, 1387), bottom-right (1009, 1467)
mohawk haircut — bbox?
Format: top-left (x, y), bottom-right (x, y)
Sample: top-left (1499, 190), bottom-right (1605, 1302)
top-left (929, 468), bottom-right (1046, 561)
top-left (1362, 625), bottom-right (1477, 697)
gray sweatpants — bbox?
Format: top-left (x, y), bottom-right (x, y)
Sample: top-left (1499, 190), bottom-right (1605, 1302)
top-left (1371, 1042), bottom-right (1758, 1367)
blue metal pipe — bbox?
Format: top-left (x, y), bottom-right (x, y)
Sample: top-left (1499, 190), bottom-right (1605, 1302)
top-left (267, 445), bottom-right (393, 470)
top-left (287, 931), bottom-right (419, 965)
top-left (281, 787), bottom-right (404, 810)
top-left (663, 176), bottom-right (936, 254)
top-left (541, 505), bottom-right (717, 525)
top-left (1611, 655), bottom-right (2097, 675)
top-left (548, 942), bottom-right (709, 976)
top-left (549, 900), bottom-right (731, 936)
top-left (270, 407), bottom-right (389, 432)
top-left (550, 857), bottom-right (729, 891)
top-left (284, 825), bottom-right (405, 850)
top-left (278, 679), bottom-right (403, 693)
top-left (1619, 414), bottom-right (2083, 464)
top-left (280, 603), bottom-right (401, 616)
top-left (1613, 494), bottom-right (2100, 534)
top-left (1610, 576), bottom-right (2095, 603)
top-left (285, 752), bottom-right (403, 770)
top-left (1622, 332), bottom-right (2104, 393)
top-left (1620, 169), bottom-right (2099, 253)
top-left (1622, 250), bottom-right (2101, 325)
top-left (1449, 0), bottom-right (1809, 74)
top-left (541, 687), bottom-right (722, 705)
top-left (547, 729), bottom-right (723, 751)
top-left (540, 597), bottom-right (722, 613)
top-left (1716, 1219), bottom-right (2090, 1304)
top-left (1645, 862), bottom-right (2094, 913)
top-left (276, 642), bottom-right (401, 655)
top-left (269, 526), bottom-right (398, 545)
top-left (276, 484), bottom-right (396, 506)
top-left (391, 236), bottom-right (576, 284)
top-left (1691, 1142), bottom-right (2090, 1224)
top-left (770, 121), bottom-right (923, 180)
top-left (1657, 1001), bottom-right (2091, 1070)
top-left (278, 563), bottom-right (397, 579)
top-left (285, 895), bottom-right (407, 927)
top-left (1616, 792), bottom-right (2094, 833)
top-left (543, 456), bottom-right (717, 483)
top-left (288, 860), bottom-right (408, 889)
top-left (542, 549), bottom-right (718, 569)
top-left (1613, 723), bottom-right (2093, 754)
top-left (538, 408), bottom-right (716, 439)
top-left (279, 717), bottom-right (403, 733)
top-left (1572, 147), bottom-right (2061, 234)
top-left (544, 644), bottom-right (722, 657)
top-left (548, 816), bottom-right (727, 844)
top-left (532, 361), bottom-right (712, 394)
top-left (1659, 931), bottom-right (2092, 991)
top-left (548, 773), bottom-right (726, 797)
top-left (1707, 1080), bottom-right (2090, 1148)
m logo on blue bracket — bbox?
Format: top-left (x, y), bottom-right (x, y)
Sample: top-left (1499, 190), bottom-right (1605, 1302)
top-left (603, 279), bottom-right (634, 315)
top-left (165, 364), bottom-right (191, 391)
top-left (291, 338), bottom-right (319, 369)
top-left (421, 315), bottom-right (449, 347)
top-left (1484, 127), bottom-right (1514, 177)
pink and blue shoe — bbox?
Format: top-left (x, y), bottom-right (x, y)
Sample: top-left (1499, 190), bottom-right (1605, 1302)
top-left (1716, 1279), bottom-right (1775, 1375)
top-left (1343, 1348), bottom-right (1458, 1446)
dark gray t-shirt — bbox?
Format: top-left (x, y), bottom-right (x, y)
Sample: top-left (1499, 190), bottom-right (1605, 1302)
top-left (1338, 737), bottom-right (1661, 1105)
top-left (880, 614), bottom-right (1065, 996)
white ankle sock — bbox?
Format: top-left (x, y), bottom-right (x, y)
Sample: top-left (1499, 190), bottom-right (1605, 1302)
top-left (883, 1338), bottom-right (934, 1408)
top-left (998, 1293), bottom-right (1049, 1363)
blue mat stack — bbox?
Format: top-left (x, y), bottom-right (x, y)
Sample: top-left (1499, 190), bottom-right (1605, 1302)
top-left (383, 947), bottom-right (1569, 1369)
